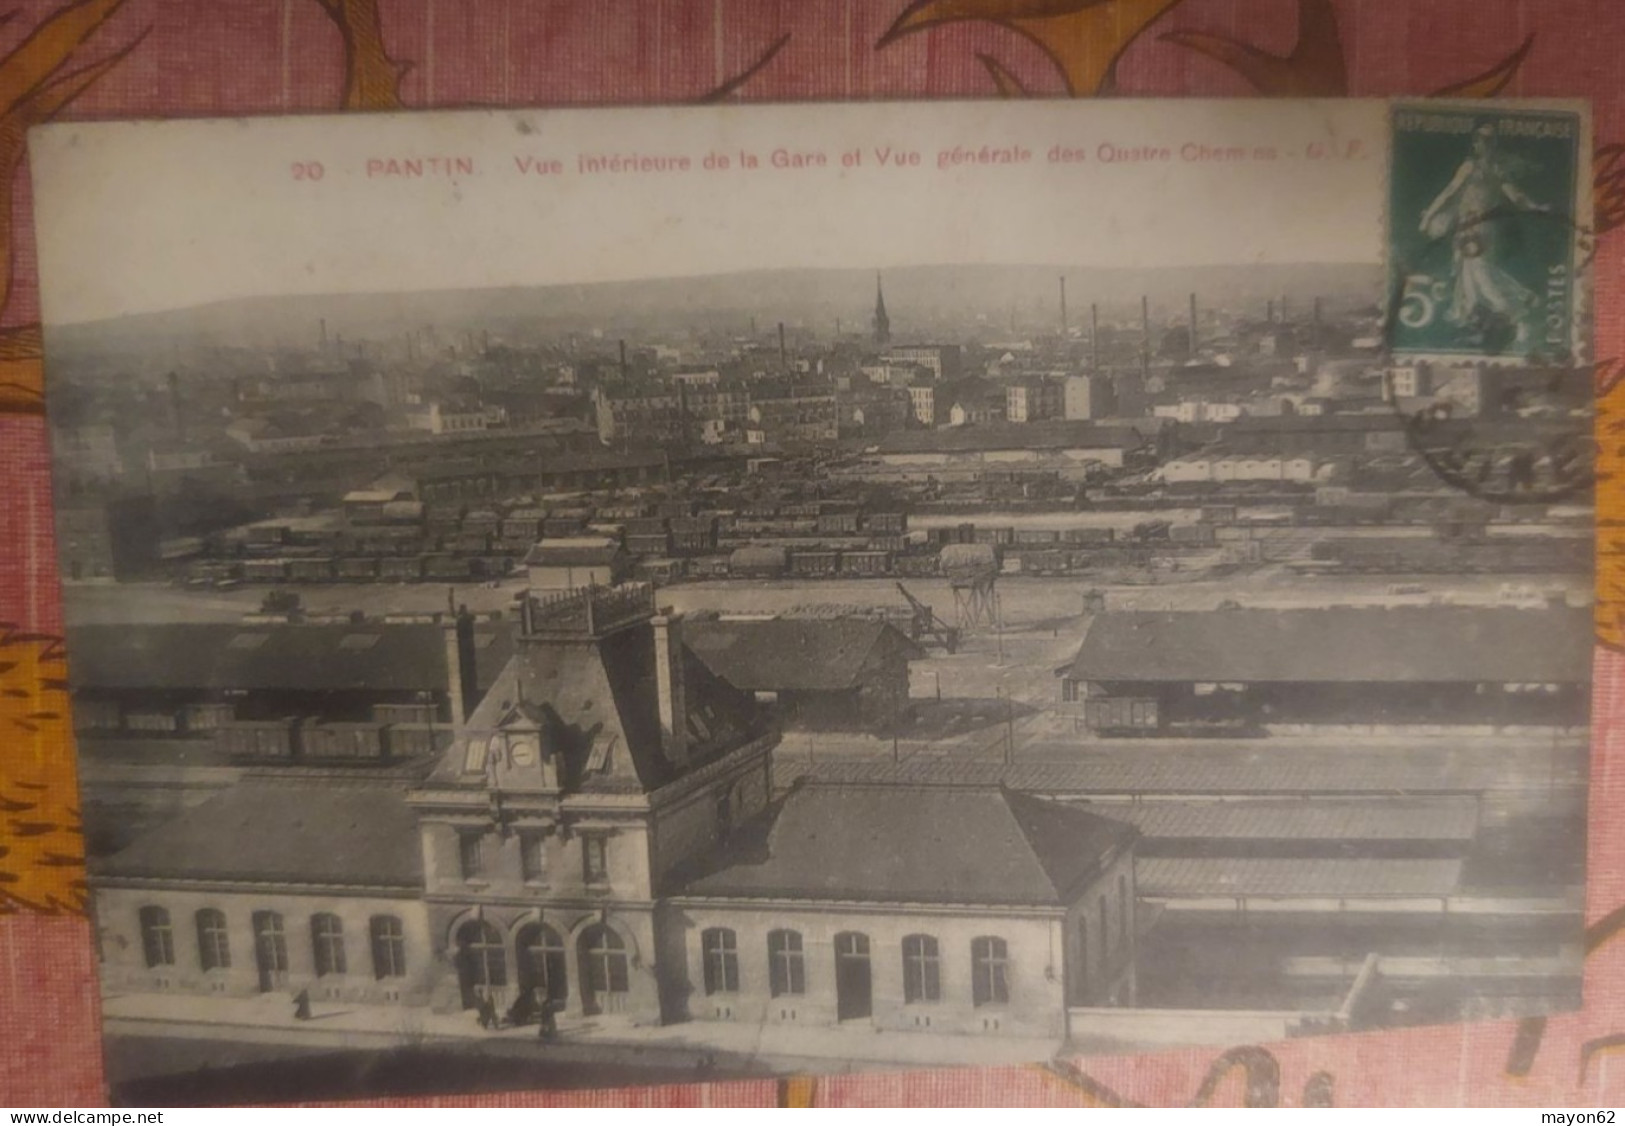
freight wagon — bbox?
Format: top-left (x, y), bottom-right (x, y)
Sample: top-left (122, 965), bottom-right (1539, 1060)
top-left (789, 550), bottom-right (841, 577)
top-left (627, 533), bottom-right (673, 557)
top-left (840, 550), bottom-right (892, 576)
top-left (1013, 529), bottom-right (1061, 545)
top-left (690, 554), bottom-right (733, 578)
top-left (336, 557), bottom-right (380, 581)
top-left (896, 552), bottom-right (941, 577)
top-left (729, 545), bottom-right (788, 578)
top-left (422, 554), bottom-right (474, 581)
top-left (287, 558), bottom-right (334, 583)
top-left (379, 557), bottom-right (424, 582)
top-left (303, 721), bottom-right (391, 762)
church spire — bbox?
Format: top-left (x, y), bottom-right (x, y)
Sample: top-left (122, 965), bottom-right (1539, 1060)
top-left (873, 272), bottom-right (891, 345)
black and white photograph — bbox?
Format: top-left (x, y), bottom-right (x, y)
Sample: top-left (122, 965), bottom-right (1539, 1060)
top-left (27, 98), bottom-right (1594, 1103)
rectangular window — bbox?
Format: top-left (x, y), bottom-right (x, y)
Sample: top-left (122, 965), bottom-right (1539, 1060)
top-left (139, 906), bottom-right (174, 969)
top-left (583, 835), bottom-right (610, 884)
top-left (253, 911), bottom-right (288, 977)
top-left (458, 832), bottom-right (484, 880)
top-left (520, 832), bottom-right (547, 883)
top-left (702, 928), bottom-right (739, 994)
top-left (311, 913), bottom-right (347, 977)
top-left (972, 936), bottom-right (1009, 1007)
top-left (768, 930), bottom-right (805, 997)
top-left (195, 909), bottom-right (231, 972)
top-left (370, 915), bottom-right (407, 979)
top-left (902, 935), bottom-right (941, 1003)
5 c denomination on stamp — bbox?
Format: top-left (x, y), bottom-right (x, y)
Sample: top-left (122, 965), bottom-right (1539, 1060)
top-left (1388, 102), bottom-right (1587, 365)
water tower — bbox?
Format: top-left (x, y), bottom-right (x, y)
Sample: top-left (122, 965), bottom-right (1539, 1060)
top-left (940, 543), bottom-right (1000, 633)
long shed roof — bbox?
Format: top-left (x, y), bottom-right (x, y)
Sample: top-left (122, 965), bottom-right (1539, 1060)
top-left (1137, 857), bottom-right (1463, 898)
top-left (67, 621), bottom-right (513, 695)
top-left (1062, 606), bottom-right (1590, 685)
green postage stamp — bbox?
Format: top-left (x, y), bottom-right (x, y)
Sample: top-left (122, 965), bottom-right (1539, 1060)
top-left (1388, 101), bottom-right (1590, 363)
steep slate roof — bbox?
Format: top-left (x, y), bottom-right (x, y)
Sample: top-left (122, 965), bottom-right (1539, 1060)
top-left (1061, 606), bottom-right (1591, 685)
top-left (685, 618), bottom-right (923, 694)
top-left (426, 625), bottom-right (756, 794)
top-left (97, 781), bottom-right (421, 889)
top-left (67, 621), bottom-right (514, 695)
top-left (676, 783), bottom-right (1135, 906)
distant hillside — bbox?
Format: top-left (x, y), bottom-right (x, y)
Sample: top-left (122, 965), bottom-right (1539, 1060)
top-left (47, 262), bottom-right (1384, 361)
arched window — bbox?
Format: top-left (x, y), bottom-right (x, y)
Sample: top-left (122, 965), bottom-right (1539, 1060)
top-left (252, 911), bottom-right (288, 992)
top-left (195, 909), bottom-right (230, 972)
top-left (139, 906), bottom-right (174, 968)
top-left (517, 922), bottom-right (567, 1005)
top-left (767, 930), bottom-right (805, 997)
top-left (702, 928), bottom-right (739, 994)
top-left (311, 913), bottom-right (347, 977)
top-left (901, 935), bottom-right (941, 1003)
top-left (1118, 874), bottom-right (1130, 952)
top-left (971, 936), bottom-right (1009, 1007)
top-left (456, 920), bottom-right (507, 990)
top-left (370, 915), bottom-right (407, 979)
top-left (579, 924), bottom-right (629, 1014)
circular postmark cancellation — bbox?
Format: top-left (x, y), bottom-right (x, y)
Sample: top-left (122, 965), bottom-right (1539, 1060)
top-left (1383, 105), bottom-right (1595, 505)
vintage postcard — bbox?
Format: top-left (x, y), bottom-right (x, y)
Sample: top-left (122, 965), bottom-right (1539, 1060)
top-left (28, 98), bottom-right (1594, 1104)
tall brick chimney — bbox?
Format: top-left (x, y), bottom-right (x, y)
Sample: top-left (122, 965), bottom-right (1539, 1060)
top-left (652, 611), bottom-right (689, 767)
top-left (443, 605), bottom-right (478, 726)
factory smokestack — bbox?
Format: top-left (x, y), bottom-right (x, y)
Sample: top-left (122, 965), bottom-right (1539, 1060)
top-left (778, 321), bottom-right (787, 370)
top-left (618, 338), bottom-right (628, 379)
top-left (319, 318), bottom-right (328, 349)
top-left (167, 371), bottom-right (182, 441)
top-left (1140, 295), bottom-right (1150, 379)
top-left (1059, 276), bottom-right (1068, 336)
top-left (1189, 292), bottom-right (1198, 355)
top-left (1267, 298), bottom-right (1275, 324)
top-left (1091, 303), bottom-right (1100, 369)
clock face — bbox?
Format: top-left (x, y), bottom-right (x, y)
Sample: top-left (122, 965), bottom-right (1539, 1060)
top-left (509, 736), bottom-right (540, 767)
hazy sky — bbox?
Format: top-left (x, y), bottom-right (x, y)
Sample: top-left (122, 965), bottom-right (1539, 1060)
top-left (31, 99), bottom-right (1388, 326)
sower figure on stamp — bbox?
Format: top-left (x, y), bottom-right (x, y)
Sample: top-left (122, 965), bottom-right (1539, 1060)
top-left (1420, 123), bottom-right (1552, 348)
